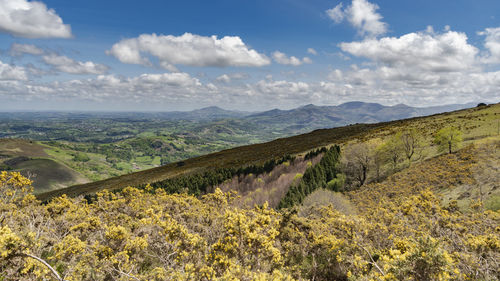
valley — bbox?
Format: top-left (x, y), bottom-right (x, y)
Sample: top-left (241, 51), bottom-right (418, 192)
top-left (0, 101), bottom-right (475, 193)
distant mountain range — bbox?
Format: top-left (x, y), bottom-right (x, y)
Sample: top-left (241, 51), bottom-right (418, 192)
top-left (154, 106), bottom-right (251, 120)
top-left (167, 101), bottom-right (477, 133)
top-left (0, 102), bottom-right (479, 137)
top-left (146, 101), bottom-right (480, 133)
top-left (242, 101), bottom-right (478, 132)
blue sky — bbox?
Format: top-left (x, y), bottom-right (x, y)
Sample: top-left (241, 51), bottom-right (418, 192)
top-left (0, 0), bottom-right (499, 111)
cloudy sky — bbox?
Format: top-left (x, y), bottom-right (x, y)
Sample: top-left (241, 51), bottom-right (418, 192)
top-left (1, 0), bottom-right (499, 111)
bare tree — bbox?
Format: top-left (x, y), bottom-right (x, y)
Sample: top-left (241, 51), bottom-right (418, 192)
top-left (342, 143), bottom-right (371, 188)
top-left (400, 129), bottom-right (421, 166)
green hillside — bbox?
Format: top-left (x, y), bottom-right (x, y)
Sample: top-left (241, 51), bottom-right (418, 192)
top-left (3, 103), bottom-right (499, 281)
top-left (38, 103), bottom-right (499, 201)
top-left (0, 139), bottom-right (88, 193)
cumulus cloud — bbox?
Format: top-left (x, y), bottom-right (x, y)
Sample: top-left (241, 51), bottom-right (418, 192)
top-left (0, 60), bottom-right (27, 80)
top-left (216, 74), bottom-right (231, 83)
top-left (326, 0), bottom-right (387, 38)
top-left (131, 72), bottom-right (200, 87)
top-left (326, 3), bottom-right (344, 24)
top-left (324, 27), bottom-right (500, 106)
top-left (9, 43), bottom-right (44, 56)
top-left (254, 79), bottom-right (311, 98)
top-left (272, 51), bottom-right (312, 66)
top-left (307, 48), bottom-right (318, 55)
top-left (107, 33), bottom-right (271, 69)
top-left (3, 24), bottom-right (500, 110)
top-left (42, 54), bottom-right (109, 74)
top-left (478, 27), bottom-right (500, 64)
top-left (339, 30), bottom-right (478, 72)
top-left (0, 0), bottom-right (71, 38)
top-left (0, 71), bottom-right (215, 110)
top-left (2, 68), bottom-right (500, 111)
top-left (8, 43), bottom-right (108, 75)
top-left (216, 73), bottom-right (249, 83)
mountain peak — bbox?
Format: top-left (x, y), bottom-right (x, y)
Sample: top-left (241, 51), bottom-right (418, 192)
top-left (301, 104), bottom-right (317, 109)
top-left (196, 106), bottom-right (225, 112)
top-left (338, 101), bottom-right (367, 108)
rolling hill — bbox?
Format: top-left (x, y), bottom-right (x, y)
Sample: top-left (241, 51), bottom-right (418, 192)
top-left (37, 102), bottom-right (499, 201)
top-left (0, 139), bottom-right (88, 193)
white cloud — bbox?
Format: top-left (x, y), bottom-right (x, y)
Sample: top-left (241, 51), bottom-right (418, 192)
top-left (107, 33), bottom-right (270, 69)
top-left (216, 74), bottom-right (231, 83)
top-left (229, 73), bottom-right (249, 80)
top-left (8, 44), bottom-right (108, 75)
top-left (303, 57), bottom-right (313, 64)
top-left (130, 72), bottom-right (201, 87)
top-left (322, 28), bottom-right (500, 105)
top-left (272, 51), bottom-right (312, 66)
top-left (0, 60), bottom-right (27, 80)
top-left (4, 25), bottom-right (500, 110)
top-left (216, 73), bottom-right (249, 83)
top-left (326, 3), bottom-right (344, 24)
top-left (339, 30), bottom-right (478, 73)
top-left (2, 68), bottom-right (500, 111)
top-left (42, 54), bottom-right (109, 74)
top-left (0, 0), bottom-right (71, 38)
top-left (0, 71), bottom-right (214, 110)
top-left (478, 27), bottom-right (500, 64)
top-left (326, 0), bottom-right (387, 38)
top-left (254, 79), bottom-right (310, 97)
top-left (9, 43), bottom-right (44, 56)
top-left (307, 48), bottom-right (318, 55)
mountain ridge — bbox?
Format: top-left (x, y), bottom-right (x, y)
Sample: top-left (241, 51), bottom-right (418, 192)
top-left (244, 101), bottom-right (478, 133)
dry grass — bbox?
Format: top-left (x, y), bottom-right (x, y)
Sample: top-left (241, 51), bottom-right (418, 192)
top-left (299, 189), bottom-right (356, 217)
top-left (438, 137), bottom-right (500, 211)
top-left (0, 139), bottom-right (48, 158)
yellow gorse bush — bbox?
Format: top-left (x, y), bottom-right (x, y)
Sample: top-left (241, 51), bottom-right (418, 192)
top-left (0, 144), bottom-right (499, 281)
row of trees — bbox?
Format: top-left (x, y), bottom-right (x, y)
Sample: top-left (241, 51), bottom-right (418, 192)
top-left (278, 146), bottom-right (342, 209)
top-left (342, 126), bottom-right (463, 189)
top-left (148, 154), bottom-right (296, 196)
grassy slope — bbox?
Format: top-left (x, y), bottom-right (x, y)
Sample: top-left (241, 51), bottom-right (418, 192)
top-left (437, 137), bottom-right (500, 211)
top-left (0, 138), bottom-right (48, 158)
top-left (37, 122), bottom-right (389, 200)
top-left (13, 159), bottom-right (88, 193)
top-left (298, 137), bottom-right (499, 217)
top-left (0, 139), bottom-right (88, 193)
top-left (38, 103), bottom-right (500, 201)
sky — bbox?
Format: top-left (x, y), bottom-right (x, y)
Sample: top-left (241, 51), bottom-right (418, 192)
top-left (0, 0), bottom-right (500, 111)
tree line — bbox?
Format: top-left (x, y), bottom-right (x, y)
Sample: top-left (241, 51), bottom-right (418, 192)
top-left (148, 154), bottom-right (296, 196)
top-left (278, 146), bottom-right (342, 209)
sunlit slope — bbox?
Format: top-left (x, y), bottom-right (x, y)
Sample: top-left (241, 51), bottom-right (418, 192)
top-left (345, 138), bottom-right (499, 212)
top-left (38, 103), bottom-right (499, 201)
